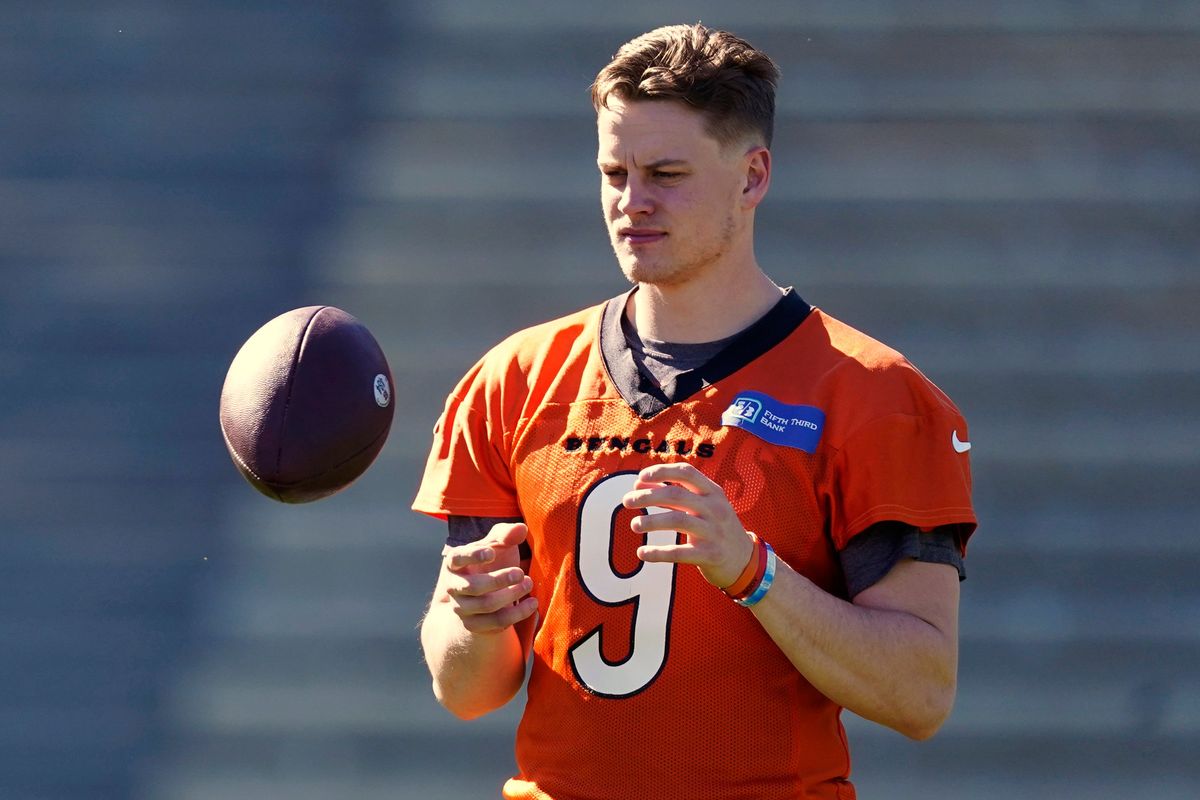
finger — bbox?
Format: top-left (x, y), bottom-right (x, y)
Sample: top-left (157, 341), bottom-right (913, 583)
top-left (622, 484), bottom-right (702, 512)
top-left (635, 462), bottom-right (716, 495)
top-left (444, 522), bottom-right (529, 572)
top-left (454, 577), bottom-right (535, 617)
top-left (445, 544), bottom-right (498, 572)
top-left (483, 521), bottom-right (529, 549)
top-left (446, 566), bottom-right (527, 598)
top-left (630, 509), bottom-right (706, 538)
top-left (461, 595), bottom-right (539, 635)
top-left (637, 542), bottom-right (703, 564)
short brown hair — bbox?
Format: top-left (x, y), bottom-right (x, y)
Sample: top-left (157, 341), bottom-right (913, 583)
top-left (591, 24), bottom-right (780, 149)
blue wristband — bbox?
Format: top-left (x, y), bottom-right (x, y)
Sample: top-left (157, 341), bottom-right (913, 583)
top-left (737, 543), bottom-right (776, 607)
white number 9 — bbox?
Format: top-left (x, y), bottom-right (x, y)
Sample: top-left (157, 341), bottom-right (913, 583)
top-left (569, 472), bottom-right (678, 697)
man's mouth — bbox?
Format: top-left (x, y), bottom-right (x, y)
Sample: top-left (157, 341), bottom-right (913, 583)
top-left (619, 228), bottom-right (667, 244)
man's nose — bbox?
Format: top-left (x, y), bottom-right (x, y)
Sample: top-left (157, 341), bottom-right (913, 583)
top-left (617, 178), bottom-right (653, 216)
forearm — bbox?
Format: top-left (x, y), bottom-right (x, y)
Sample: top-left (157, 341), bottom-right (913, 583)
top-left (749, 558), bottom-right (958, 740)
top-left (420, 596), bottom-right (529, 720)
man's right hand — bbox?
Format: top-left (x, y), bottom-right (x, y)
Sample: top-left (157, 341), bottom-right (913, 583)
top-left (442, 522), bottom-right (538, 634)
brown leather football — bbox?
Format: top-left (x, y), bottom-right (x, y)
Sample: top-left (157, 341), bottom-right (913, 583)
top-left (219, 306), bottom-right (394, 503)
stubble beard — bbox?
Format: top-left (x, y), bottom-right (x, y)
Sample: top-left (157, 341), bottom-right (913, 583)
top-left (613, 213), bottom-right (737, 288)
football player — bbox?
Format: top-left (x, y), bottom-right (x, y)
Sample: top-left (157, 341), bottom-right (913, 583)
top-left (414, 24), bottom-right (976, 800)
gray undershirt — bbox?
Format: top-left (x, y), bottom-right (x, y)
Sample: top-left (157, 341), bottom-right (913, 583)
top-left (620, 307), bottom-right (740, 386)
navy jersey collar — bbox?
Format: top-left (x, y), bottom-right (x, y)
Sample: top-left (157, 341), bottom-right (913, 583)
top-left (599, 288), bottom-right (813, 419)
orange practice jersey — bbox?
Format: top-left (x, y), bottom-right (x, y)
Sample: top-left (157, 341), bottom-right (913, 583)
top-left (414, 290), bottom-right (977, 800)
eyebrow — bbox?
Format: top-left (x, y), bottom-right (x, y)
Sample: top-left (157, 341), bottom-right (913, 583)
top-left (597, 158), bottom-right (691, 170)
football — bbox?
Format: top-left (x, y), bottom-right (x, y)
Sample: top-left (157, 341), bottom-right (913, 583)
top-left (219, 306), bottom-right (395, 503)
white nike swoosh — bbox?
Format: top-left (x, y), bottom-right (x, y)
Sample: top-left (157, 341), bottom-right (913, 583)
top-left (952, 431), bottom-right (972, 453)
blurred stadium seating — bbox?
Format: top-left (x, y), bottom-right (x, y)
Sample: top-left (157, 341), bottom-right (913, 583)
top-left (0, 2), bottom-right (1196, 799)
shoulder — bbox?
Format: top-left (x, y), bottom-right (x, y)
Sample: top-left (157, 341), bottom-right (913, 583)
top-left (806, 308), bottom-right (911, 374)
top-left (445, 298), bottom-right (610, 409)
top-left (482, 302), bottom-right (603, 375)
top-left (800, 308), bottom-right (966, 445)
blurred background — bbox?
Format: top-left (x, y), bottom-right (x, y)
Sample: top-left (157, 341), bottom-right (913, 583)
top-left (1, 1), bottom-right (1197, 798)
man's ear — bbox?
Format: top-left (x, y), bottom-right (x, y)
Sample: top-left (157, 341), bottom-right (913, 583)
top-left (741, 146), bottom-right (771, 209)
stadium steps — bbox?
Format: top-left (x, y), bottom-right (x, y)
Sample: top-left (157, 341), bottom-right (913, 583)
top-left (137, 3), bottom-right (1200, 800)
top-left (409, 0), bottom-right (1200, 34)
top-left (317, 198), bottom-right (1200, 289)
top-left (346, 116), bottom-right (1200, 204)
top-left (379, 26), bottom-right (1200, 118)
top-left (0, 2), bottom-right (387, 798)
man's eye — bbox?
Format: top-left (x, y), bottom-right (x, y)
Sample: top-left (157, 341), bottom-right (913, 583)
top-left (654, 171), bottom-right (682, 180)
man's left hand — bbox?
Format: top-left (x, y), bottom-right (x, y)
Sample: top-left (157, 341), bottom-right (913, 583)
top-left (621, 462), bottom-right (755, 589)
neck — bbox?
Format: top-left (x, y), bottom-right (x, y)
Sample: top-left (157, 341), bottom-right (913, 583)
top-left (626, 262), bottom-right (784, 344)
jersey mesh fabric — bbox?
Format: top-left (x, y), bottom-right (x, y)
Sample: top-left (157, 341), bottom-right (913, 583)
top-left (509, 398), bottom-right (847, 800)
top-left (414, 295), bottom-right (976, 800)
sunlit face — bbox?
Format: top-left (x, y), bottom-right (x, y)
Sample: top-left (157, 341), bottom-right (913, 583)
top-left (597, 98), bottom-right (755, 287)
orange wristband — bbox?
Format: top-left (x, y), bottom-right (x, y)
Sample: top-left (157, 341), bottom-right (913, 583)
top-left (721, 532), bottom-right (763, 599)
top-left (731, 536), bottom-right (770, 602)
